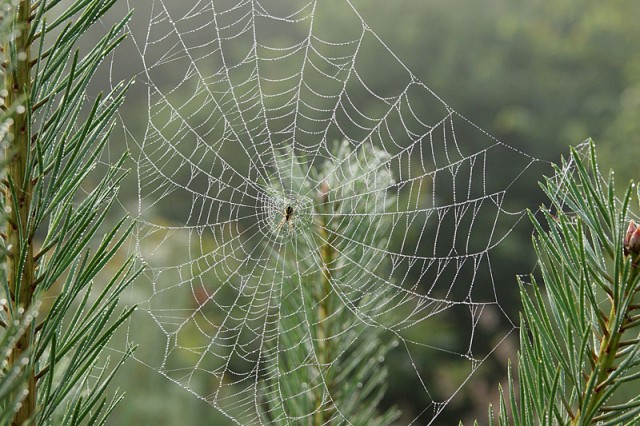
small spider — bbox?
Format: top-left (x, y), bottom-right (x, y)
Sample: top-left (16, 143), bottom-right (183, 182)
top-left (275, 205), bottom-right (294, 233)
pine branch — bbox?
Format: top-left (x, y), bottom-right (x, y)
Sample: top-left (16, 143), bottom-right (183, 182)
top-left (3, 1), bottom-right (37, 422)
top-left (259, 142), bottom-right (400, 425)
top-left (485, 141), bottom-right (640, 425)
top-left (1, 0), bottom-right (138, 424)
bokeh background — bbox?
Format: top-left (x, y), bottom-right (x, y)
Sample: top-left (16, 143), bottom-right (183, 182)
top-left (84, 0), bottom-right (640, 424)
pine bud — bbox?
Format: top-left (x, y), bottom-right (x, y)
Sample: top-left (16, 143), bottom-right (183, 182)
top-left (319, 181), bottom-right (330, 204)
top-left (624, 220), bottom-right (640, 256)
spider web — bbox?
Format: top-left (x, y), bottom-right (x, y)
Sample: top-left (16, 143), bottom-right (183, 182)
top-left (113, 0), bottom-right (549, 424)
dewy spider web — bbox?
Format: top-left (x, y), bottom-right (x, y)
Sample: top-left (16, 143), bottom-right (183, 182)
top-left (113, 0), bottom-right (549, 424)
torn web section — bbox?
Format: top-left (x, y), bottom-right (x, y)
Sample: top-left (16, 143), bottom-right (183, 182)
top-left (113, 0), bottom-right (549, 424)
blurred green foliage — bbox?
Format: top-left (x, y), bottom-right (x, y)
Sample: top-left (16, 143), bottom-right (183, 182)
top-left (351, 0), bottom-right (640, 180)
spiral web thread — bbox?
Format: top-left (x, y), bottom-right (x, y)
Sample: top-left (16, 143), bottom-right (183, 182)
top-left (113, 0), bottom-right (548, 424)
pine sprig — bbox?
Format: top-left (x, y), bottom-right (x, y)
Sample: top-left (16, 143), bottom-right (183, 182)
top-left (487, 141), bottom-right (640, 425)
top-left (259, 142), bottom-right (400, 425)
top-left (1, 0), bottom-right (138, 424)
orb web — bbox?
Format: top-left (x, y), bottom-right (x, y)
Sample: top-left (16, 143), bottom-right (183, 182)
top-left (111, 0), bottom-right (550, 424)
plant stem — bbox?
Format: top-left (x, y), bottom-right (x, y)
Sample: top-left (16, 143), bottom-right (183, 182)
top-left (574, 266), bottom-right (640, 424)
top-left (5, 0), bottom-right (35, 424)
top-left (314, 195), bottom-right (336, 426)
